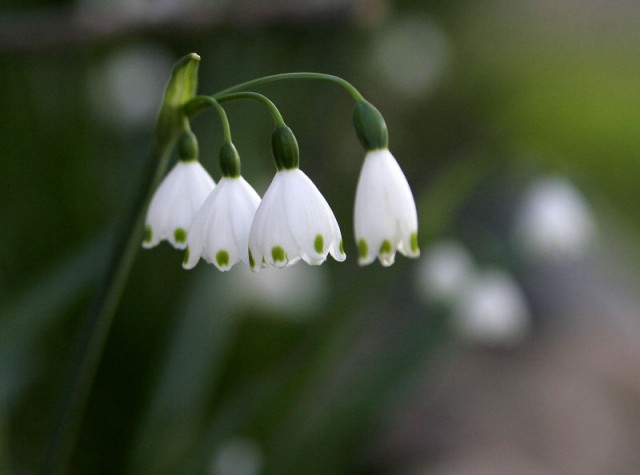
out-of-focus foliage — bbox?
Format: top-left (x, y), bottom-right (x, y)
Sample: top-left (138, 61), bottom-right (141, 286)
top-left (2, 0), bottom-right (640, 474)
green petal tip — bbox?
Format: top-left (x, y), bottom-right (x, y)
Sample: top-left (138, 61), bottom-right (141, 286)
top-left (272, 246), bottom-right (286, 263)
top-left (174, 228), bottom-right (187, 244)
top-left (358, 239), bottom-right (368, 259)
top-left (216, 250), bottom-right (230, 268)
top-left (410, 232), bottom-right (419, 254)
top-left (380, 239), bottom-right (392, 254)
top-left (314, 234), bottom-right (324, 254)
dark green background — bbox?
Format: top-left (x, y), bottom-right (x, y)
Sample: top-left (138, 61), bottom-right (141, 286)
top-left (2, 0), bottom-right (640, 473)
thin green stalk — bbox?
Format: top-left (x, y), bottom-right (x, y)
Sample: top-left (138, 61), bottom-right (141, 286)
top-left (211, 72), bottom-right (365, 102)
top-left (184, 92), bottom-right (286, 127)
top-left (39, 136), bottom-right (178, 475)
top-left (217, 92), bottom-right (285, 126)
top-left (183, 96), bottom-right (232, 142)
top-left (184, 73), bottom-right (364, 121)
top-left (40, 51), bottom-right (201, 475)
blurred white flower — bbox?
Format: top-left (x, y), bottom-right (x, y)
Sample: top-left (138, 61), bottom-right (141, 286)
top-left (183, 177), bottom-right (260, 271)
top-left (452, 269), bottom-right (530, 347)
top-left (370, 16), bottom-right (450, 99)
top-left (248, 168), bottom-right (345, 271)
top-left (354, 149), bottom-right (419, 266)
top-left (513, 176), bottom-right (597, 262)
top-left (210, 438), bottom-right (263, 475)
top-left (416, 240), bottom-right (475, 304)
top-left (225, 264), bottom-right (327, 318)
top-left (89, 44), bottom-right (174, 128)
top-left (143, 161), bottom-right (215, 250)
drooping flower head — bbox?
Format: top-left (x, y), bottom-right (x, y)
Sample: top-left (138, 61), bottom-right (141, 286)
top-left (352, 101), bottom-right (419, 266)
top-left (143, 131), bottom-right (215, 249)
top-left (248, 125), bottom-right (345, 271)
top-left (183, 142), bottom-right (261, 271)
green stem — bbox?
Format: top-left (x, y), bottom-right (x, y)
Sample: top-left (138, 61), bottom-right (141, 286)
top-left (39, 130), bottom-right (179, 475)
top-left (185, 92), bottom-right (287, 128)
top-left (183, 96), bottom-right (232, 142)
top-left (212, 72), bottom-right (365, 102)
top-left (185, 73), bottom-right (364, 124)
top-left (217, 92), bottom-right (285, 126)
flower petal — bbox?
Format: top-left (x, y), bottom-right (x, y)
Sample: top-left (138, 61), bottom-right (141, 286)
top-left (354, 149), bottom-right (418, 266)
top-left (144, 161), bottom-right (215, 250)
top-left (184, 176), bottom-right (260, 271)
top-left (249, 169), bottom-right (344, 271)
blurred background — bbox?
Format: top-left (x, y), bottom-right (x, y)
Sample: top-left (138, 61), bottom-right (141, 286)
top-left (2, 0), bottom-right (640, 473)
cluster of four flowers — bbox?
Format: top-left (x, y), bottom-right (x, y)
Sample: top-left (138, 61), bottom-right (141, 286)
top-left (143, 101), bottom-right (420, 272)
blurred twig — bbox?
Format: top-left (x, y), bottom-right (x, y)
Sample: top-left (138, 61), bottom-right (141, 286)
top-left (0, 0), bottom-right (385, 54)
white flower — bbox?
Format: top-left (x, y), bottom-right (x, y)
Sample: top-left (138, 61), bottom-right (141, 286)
top-left (224, 265), bottom-right (327, 317)
top-left (211, 438), bottom-right (263, 475)
top-left (354, 149), bottom-right (419, 266)
top-left (248, 168), bottom-right (345, 271)
top-left (513, 176), bottom-right (597, 262)
top-left (143, 160), bottom-right (215, 249)
top-left (183, 176), bottom-right (260, 271)
top-left (416, 240), bottom-right (474, 304)
top-left (452, 269), bottom-right (530, 347)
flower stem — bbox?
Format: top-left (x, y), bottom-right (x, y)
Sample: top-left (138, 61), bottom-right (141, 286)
top-left (184, 92), bottom-right (286, 129)
top-left (39, 125), bottom-right (180, 475)
top-left (217, 92), bottom-right (286, 127)
top-left (185, 73), bottom-right (365, 124)
top-left (211, 72), bottom-right (365, 102)
top-left (182, 96), bottom-right (232, 142)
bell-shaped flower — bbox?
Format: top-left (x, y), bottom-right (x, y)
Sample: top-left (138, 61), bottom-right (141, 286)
top-left (183, 176), bottom-right (261, 271)
top-left (143, 160), bottom-right (215, 249)
top-left (248, 168), bottom-right (346, 271)
top-left (354, 149), bottom-right (419, 266)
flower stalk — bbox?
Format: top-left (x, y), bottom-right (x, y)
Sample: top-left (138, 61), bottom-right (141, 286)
top-left (40, 53), bottom-right (201, 475)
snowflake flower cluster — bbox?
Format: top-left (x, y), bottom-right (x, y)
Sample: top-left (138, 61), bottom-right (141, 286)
top-left (143, 79), bottom-right (419, 272)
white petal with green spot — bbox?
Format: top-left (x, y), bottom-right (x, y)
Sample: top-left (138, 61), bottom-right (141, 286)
top-left (249, 168), bottom-right (345, 272)
top-left (143, 160), bottom-right (215, 250)
top-left (183, 176), bottom-right (260, 271)
top-left (354, 149), bottom-right (419, 266)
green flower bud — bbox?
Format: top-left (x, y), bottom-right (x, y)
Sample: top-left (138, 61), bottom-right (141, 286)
top-left (353, 101), bottom-right (389, 151)
top-left (271, 125), bottom-right (299, 170)
top-left (219, 141), bottom-right (241, 177)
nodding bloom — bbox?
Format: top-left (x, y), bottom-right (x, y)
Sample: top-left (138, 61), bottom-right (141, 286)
top-left (352, 101), bottom-right (419, 266)
top-left (249, 168), bottom-right (346, 271)
top-left (248, 126), bottom-right (346, 271)
top-left (143, 132), bottom-right (215, 249)
top-left (183, 175), bottom-right (261, 271)
top-left (354, 149), bottom-right (419, 266)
